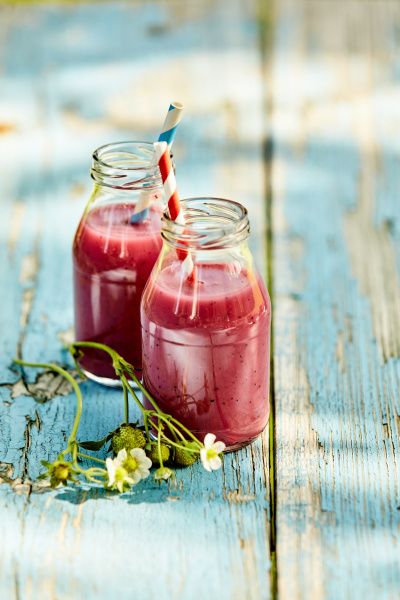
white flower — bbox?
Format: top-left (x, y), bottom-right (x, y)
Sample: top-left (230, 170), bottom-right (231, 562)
top-left (106, 448), bottom-right (152, 492)
top-left (200, 433), bottom-right (226, 472)
top-left (120, 448), bottom-right (152, 482)
top-left (154, 467), bottom-right (174, 482)
top-left (105, 457), bottom-right (134, 493)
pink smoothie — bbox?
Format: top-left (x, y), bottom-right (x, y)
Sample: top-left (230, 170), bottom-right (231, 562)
top-left (141, 262), bottom-right (271, 449)
top-left (73, 202), bottom-right (163, 381)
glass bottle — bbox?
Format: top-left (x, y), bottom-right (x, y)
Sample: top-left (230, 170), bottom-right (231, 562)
top-left (141, 198), bottom-right (271, 451)
top-left (73, 141), bottom-right (166, 386)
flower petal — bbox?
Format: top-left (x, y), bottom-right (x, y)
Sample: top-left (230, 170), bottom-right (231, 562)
top-left (204, 433), bottom-right (216, 448)
top-left (132, 471), bottom-right (141, 484)
top-left (212, 441), bottom-right (226, 454)
top-left (137, 467), bottom-right (150, 479)
top-left (116, 448), bottom-right (128, 463)
top-left (106, 457), bottom-right (116, 485)
top-left (200, 448), bottom-right (212, 472)
top-left (154, 468), bottom-right (171, 480)
top-left (209, 455), bottom-right (222, 471)
top-left (130, 447), bottom-right (146, 461)
top-left (141, 456), bottom-right (152, 469)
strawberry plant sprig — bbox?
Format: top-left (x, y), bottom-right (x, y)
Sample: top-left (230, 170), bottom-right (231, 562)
top-left (13, 359), bottom-right (109, 487)
top-left (13, 342), bottom-right (226, 493)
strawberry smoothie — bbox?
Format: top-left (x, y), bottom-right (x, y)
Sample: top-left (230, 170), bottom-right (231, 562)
top-left (141, 262), bottom-right (271, 450)
top-left (73, 202), bottom-right (163, 382)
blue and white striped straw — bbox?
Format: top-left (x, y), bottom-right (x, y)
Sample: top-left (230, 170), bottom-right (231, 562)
top-left (158, 102), bottom-right (184, 146)
top-left (130, 102), bottom-right (184, 224)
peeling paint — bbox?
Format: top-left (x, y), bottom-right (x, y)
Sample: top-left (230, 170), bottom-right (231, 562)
top-left (19, 289), bottom-right (35, 331)
top-left (11, 368), bottom-right (81, 403)
top-left (7, 202), bottom-right (25, 258)
top-left (0, 461), bottom-right (15, 484)
top-left (227, 488), bottom-right (255, 504)
top-left (56, 513), bottom-right (69, 547)
top-left (10, 378), bottom-right (29, 399)
top-left (16, 228), bottom-right (41, 360)
top-left (57, 326), bottom-right (74, 349)
top-left (19, 253), bottom-right (40, 285)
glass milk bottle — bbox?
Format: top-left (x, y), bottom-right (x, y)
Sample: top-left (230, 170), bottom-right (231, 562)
top-left (141, 198), bottom-right (271, 451)
top-left (73, 141), bottom-right (166, 385)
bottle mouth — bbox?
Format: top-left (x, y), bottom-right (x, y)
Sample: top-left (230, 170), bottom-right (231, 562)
top-left (161, 198), bottom-right (250, 250)
top-left (91, 141), bottom-right (162, 190)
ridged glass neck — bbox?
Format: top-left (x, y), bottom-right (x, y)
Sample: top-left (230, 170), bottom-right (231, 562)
top-left (90, 141), bottom-right (162, 192)
top-left (161, 198), bottom-right (250, 251)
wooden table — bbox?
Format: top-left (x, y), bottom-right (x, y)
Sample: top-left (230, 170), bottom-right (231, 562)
top-left (0, 1), bottom-right (399, 598)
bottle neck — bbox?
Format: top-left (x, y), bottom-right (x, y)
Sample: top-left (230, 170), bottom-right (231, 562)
top-left (90, 141), bottom-right (162, 193)
top-left (161, 198), bottom-right (250, 252)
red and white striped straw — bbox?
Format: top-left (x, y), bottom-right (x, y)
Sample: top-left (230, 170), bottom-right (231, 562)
top-left (153, 141), bottom-right (194, 277)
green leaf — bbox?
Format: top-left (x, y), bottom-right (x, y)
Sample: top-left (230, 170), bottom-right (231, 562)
top-left (78, 437), bottom-right (108, 451)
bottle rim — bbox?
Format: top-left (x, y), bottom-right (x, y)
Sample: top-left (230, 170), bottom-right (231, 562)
top-left (91, 141), bottom-right (162, 191)
top-left (161, 198), bottom-right (250, 250)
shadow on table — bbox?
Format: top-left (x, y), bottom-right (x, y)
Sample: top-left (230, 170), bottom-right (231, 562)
top-left (54, 482), bottom-right (178, 505)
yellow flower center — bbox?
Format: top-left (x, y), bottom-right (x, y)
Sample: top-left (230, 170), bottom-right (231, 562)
top-left (114, 466), bottom-right (128, 482)
top-left (206, 448), bottom-right (218, 460)
top-left (123, 457), bottom-right (139, 473)
top-left (54, 464), bottom-right (69, 481)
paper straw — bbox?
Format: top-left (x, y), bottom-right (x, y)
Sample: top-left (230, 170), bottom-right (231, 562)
top-left (153, 141), bottom-right (194, 277)
top-left (157, 101), bottom-right (184, 147)
top-left (130, 102), bottom-right (184, 224)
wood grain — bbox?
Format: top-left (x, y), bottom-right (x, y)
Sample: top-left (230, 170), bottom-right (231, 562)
top-left (271, 1), bottom-right (400, 598)
top-left (0, 1), bottom-right (272, 599)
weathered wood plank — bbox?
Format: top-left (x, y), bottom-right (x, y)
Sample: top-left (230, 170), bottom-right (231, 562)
top-left (271, 1), bottom-right (400, 598)
top-left (0, 1), bottom-right (271, 599)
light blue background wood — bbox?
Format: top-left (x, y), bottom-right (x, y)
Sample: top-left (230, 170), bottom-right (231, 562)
top-left (271, 1), bottom-right (400, 598)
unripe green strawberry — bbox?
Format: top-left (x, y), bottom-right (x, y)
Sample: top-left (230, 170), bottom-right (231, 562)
top-left (146, 443), bottom-right (170, 465)
top-left (111, 426), bottom-right (146, 455)
top-left (173, 446), bottom-right (197, 467)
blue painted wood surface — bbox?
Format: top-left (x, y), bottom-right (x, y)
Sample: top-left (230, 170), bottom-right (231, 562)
top-left (271, 1), bottom-right (400, 598)
top-left (2, 0), bottom-right (399, 598)
top-left (0, 2), bottom-right (271, 599)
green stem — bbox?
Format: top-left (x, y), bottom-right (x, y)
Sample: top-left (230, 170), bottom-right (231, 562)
top-left (70, 341), bottom-right (203, 449)
top-left (14, 359), bottom-right (83, 449)
top-left (158, 413), bottom-right (203, 446)
top-left (155, 414), bottom-right (187, 442)
top-left (147, 418), bottom-right (199, 453)
top-left (157, 427), bottom-right (164, 468)
top-left (122, 381), bottom-right (129, 424)
top-left (70, 352), bottom-right (86, 379)
top-left (120, 362), bottom-right (162, 415)
top-left (120, 374), bottom-right (146, 412)
top-left (70, 341), bottom-right (120, 360)
top-left (130, 374), bottom-right (162, 415)
top-left (77, 452), bottom-right (106, 465)
top-left (144, 414), bottom-right (150, 441)
top-left (71, 441), bottom-right (78, 463)
top-left (70, 343), bottom-right (203, 442)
